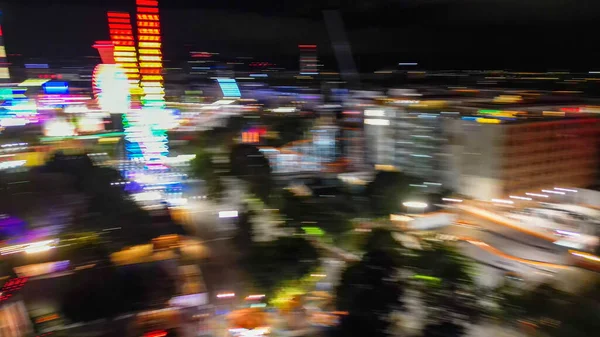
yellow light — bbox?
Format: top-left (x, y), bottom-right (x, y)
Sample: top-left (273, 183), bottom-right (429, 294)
top-left (123, 68), bottom-right (139, 73)
top-left (120, 63), bottom-right (139, 68)
top-left (0, 46), bottom-right (6, 58)
top-left (113, 51), bottom-right (137, 57)
top-left (141, 81), bottom-right (162, 87)
top-left (139, 62), bottom-right (162, 68)
top-left (115, 57), bottom-right (138, 63)
top-left (139, 55), bottom-right (162, 62)
top-left (114, 46), bottom-right (136, 51)
top-left (138, 49), bottom-right (161, 55)
top-left (142, 75), bottom-right (163, 81)
top-left (139, 42), bottom-right (161, 48)
top-left (476, 118), bottom-right (501, 124)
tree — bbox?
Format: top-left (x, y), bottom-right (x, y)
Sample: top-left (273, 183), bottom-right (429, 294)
top-left (191, 149), bottom-right (225, 200)
top-left (334, 246), bottom-right (405, 337)
top-left (422, 321), bottom-right (465, 337)
top-left (366, 171), bottom-right (419, 216)
top-left (230, 144), bottom-right (273, 202)
top-left (244, 236), bottom-right (319, 295)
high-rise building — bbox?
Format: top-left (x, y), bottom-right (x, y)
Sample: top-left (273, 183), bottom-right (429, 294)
top-left (136, 0), bottom-right (165, 108)
top-left (299, 44), bottom-right (318, 75)
top-left (446, 116), bottom-right (600, 200)
top-left (0, 11), bottom-right (10, 80)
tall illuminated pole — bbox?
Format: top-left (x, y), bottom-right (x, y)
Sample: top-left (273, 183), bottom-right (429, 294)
top-left (136, 0), bottom-right (165, 108)
top-left (107, 12), bottom-right (141, 95)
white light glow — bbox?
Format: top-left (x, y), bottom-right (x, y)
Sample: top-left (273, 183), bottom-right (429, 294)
top-left (44, 120), bottom-right (76, 137)
top-left (219, 211), bottom-right (239, 218)
top-left (403, 201), bottom-right (428, 208)
top-left (509, 196), bottom-right (532, 201)
top-left (526, 193), bottom-right (549, 198)
top-left (542, 190), bottom-right (565, 195)
top-left (364, 109), bottom-right (385, 117)
top-left (442, 198), bottom-right (463, 203)
top-left (554, 187), bottom-right (578, 193)
top-left (491, 199), bottom-right (514, 204)
top-left (217, 292), bottom-right (235, 298)
top-left (364, 118), bottom-right (390, 126)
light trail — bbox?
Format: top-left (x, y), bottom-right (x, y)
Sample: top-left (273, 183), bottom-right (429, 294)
top-left (462, 237), bottom-right (568, 269)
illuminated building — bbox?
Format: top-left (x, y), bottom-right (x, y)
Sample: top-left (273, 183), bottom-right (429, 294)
top-left (0, 11), bottom-right (10, 80)
top-left (299, 44), bottom-right (318, 75)
top-left (446, 116), bottom-right (600, 200)
top-left (136, 0), bottom-right (165, 108)
top-left (106, 12), bottom-right (140, 93)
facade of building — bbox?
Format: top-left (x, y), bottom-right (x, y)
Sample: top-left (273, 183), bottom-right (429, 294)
top-left (445, 117), bottom-right (600, 200)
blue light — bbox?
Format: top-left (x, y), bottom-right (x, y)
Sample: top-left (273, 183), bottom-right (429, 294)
top-left (42, 81), bottom-right (69, 95)
top-left (461, 116), bottom-right (478, 121)
top-left (217, 78), bottom-right (241, 98)
top-left (249, 74), bottom-right (268, 77)
top-left (24, 63), bottom-right (49, 69)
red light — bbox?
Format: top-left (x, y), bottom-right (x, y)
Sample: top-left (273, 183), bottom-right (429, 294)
top-left (110, 29), bottom-right (133, 35)
top-left (113, 41), bottom-right (135, 46)
top-left (108, 23), bottom-right (132, 30)
top-left (137, 7), bottom-right (159, 14)
top-left (299, 44), bottom-right (317, 49)
top-left (107, 12), bottom-right (130, 18)
top-left (560, 107), bottom-right (580, 113)
top-left (0, 26), bottom-right (3, 37)
top-left (57, 74), bottom-right (62, 79)
top-left (144, 330), bottom-right (167, 337)
top-left (140, 69), bottom-right (161, 74)
top-left (136, 0), bottom-right (158, 6)
top-left (108, 18), bottom-right (130, 24)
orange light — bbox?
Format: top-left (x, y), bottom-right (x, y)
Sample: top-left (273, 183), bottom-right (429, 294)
top-left (138, 35), bottom-right (161, 41)
top-left (137, 14), bottom-right (159, 21)
top-left (138, 28), bottom-right (161, 35)
top-left (109, 29), bottom-right (133, 35)
top-left (140, 68), bottom-right (161, 74)
top-left (111, 35), bottom-right (134, 41)
top-left (113, 41), bottom-right (135, 46)
top-left (139, 55), bottom-right (162, 62)
top-left (138, 21), bottom-right (160, 28)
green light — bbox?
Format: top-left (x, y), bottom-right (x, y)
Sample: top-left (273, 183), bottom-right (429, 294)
top-left (413, 274), bottom-right (441, 283)
top-left (478, 109), bottom-right (501, 114)
top-left (302, 227), bottom-right (325, 236)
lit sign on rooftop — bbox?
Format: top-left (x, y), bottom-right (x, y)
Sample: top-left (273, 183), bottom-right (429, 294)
top-left (217, 78), bottom-right (241, 98)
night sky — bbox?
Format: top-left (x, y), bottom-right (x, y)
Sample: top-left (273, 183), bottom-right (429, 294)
top-left (0, 0), bottom-right (599, 71)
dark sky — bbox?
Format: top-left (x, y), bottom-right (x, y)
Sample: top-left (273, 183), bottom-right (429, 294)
top-left (0, 0), bottom-right (599, 71)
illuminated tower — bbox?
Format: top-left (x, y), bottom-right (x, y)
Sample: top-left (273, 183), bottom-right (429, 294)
top-left (135, 0), bottom-right (165, 108)
top-left (107, 12), bottom-right (140, 93)
top-left (0, 11), bottom-right (10, 80)
top-left (299, 44), bottom-right (318, 75)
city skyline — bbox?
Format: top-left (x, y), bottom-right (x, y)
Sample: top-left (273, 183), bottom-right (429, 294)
top-left (0, 1), bottom-right (598, 70)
